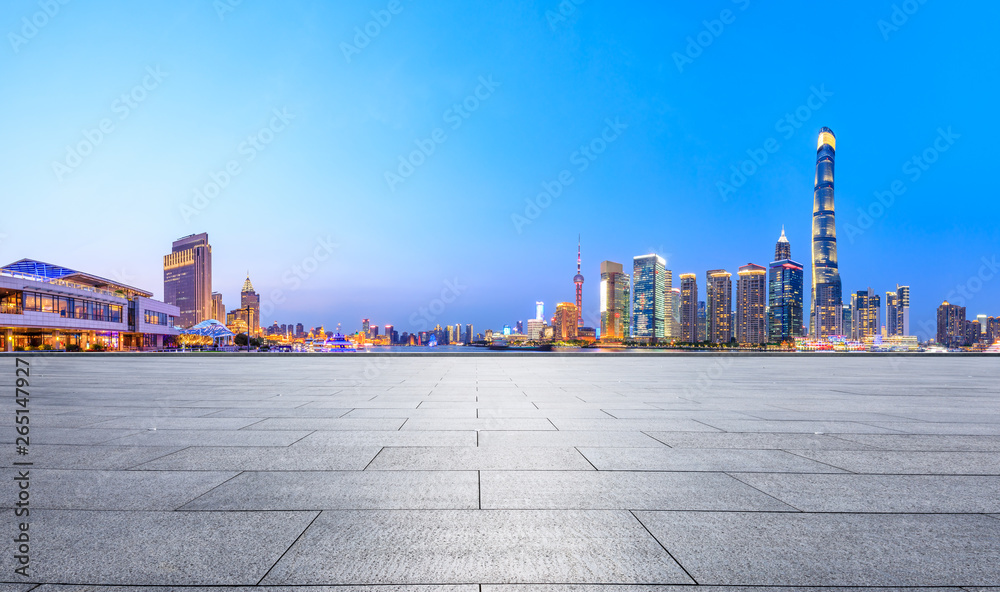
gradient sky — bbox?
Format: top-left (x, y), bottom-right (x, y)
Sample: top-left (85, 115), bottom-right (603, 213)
top-left (2, 0), bottom-right (998, 338)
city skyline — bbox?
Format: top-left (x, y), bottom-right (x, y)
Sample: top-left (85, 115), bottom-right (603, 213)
top-left (2, 2), bottom-right (997, 337)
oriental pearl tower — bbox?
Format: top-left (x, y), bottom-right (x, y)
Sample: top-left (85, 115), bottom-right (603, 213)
top-left (574, 236), bottom-right (584, 327)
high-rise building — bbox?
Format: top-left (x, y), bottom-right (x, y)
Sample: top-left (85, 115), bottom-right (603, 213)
top-left (599, 260), bottom-right (630, 340)
top-left (535, 302), bottom-right (544, 321)
top-left (632, 254), bottom-right (666, 341)
top-left (886, 285), bottom-right (911, 336)
top-left (552, 302), bottom-right (578, 341)
top-left (851, 288), bottom-right (880, 341)
top-left (987, 317), bottom-right (999, 345)
top-left (736, 264), bottom-right (767, 345)
top-left (465, 323), bottom-right (473, 344)
top-left (385, 324), bottom-right (394, 344)
top-left (240, 275), bottom-right (261, 337)
top-left (697, 301), bottom-right (707, 342)
top-left (295, 323), bottom-right (304, 338)
top-left (936, 301), bottom-right (966, 347)
top-left (526, 318), bottom-right (546, 340)
top-left (706, 270), bottom-right (733, 344)
top-left (662, 268), bottom-right (675, 339)
top-left (163, 233), bottom-right (212, 328)
top-left (977, 314), bottom-right (988, 336)
top-left (670, 287), bottom-right (681, 340)
top-left (966, 319), bottom-right (982, 345)
top-left (811, 128), bottom-right (843, 338)
top-left (515, 320), bottom-right (523, 335)
top-left (362, 319), bottom-right (370, 336)
top-left (574, 236), bottom-right (585, 327)
top-left (211, 292), bottom-right (225, 322)
top-left (767, 228), bottom-right (804, 342)
top-left (680, 274), bottom-right (698, 342)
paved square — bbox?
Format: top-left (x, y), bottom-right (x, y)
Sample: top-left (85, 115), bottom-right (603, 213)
top-left (3, 354), bottom-right (999, 588)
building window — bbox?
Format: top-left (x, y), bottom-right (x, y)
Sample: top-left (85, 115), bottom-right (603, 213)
top-left (144, 310), bottom-right (169, 326)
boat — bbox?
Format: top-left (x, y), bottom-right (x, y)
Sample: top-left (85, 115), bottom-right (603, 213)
top-left (488, 338), bottom-right (509, 350)
top-left (327, 332), bottom-right (356, 352)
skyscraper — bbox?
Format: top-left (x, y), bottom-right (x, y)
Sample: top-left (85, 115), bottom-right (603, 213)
top-left (851, 288), bottom-right (880, 341)
top-left (211, 292), bottom-right (225, 322)
top-left (553, 302), bottom-right (578, 341)
top-left (163, 233), bottom-right (212, 328)
top-left (241, 275), bottom-right (261, 337)
top-left (680, 274), bottom-right (698, 343)
top-left (465, 323), bottom-right (473, 344)
top-left (670, 287), bottom-right (681, 340)
top-left (662, 268), bottom-right (675, 339)
top-left (599, 260), bottom-right (630, 341)
top-left (936, 301), bottom-right (966, 347)
top-left (535, 302), bottom-right (544, 321)
top-left (697, 301), bottom-right (707, 342)
top-left (811, 127), bottom-right (843, 338)
top-left (886, 285), bottom-right (910, 337)
top-left (362, 319), bottom-right (370, 336)
top-left (632, 254), bottom-right (666, 341)
top-left (574, 237), bottom-right (584, 327)
top-left (736, 264), bottom-right (767, 345)
top-left (768, 228), bottom-right (804, 342)
top-left (706, 270), bottom-right (733, 344)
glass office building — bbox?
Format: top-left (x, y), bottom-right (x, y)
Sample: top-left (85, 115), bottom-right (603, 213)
top-left (631, 254), bottom-right (666, 340)
top-left (767, 228), bottom-right (804, 341)
top-left (811, 128), bottom-right (844, 337)
top-left (599, 261), bottom-right (630, 340)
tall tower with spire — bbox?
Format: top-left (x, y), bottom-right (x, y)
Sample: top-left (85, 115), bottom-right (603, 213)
top-left (241, 273), bottom-right (261, 338)
top-left (775, 226), bottom-right (791, 261)
top-left (574, 236), bottom-right (584, 327)
top-left (811, 127), bottom-right (843, 338)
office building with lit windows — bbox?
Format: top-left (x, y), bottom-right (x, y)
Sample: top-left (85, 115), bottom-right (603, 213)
top-left (599, 261), bottom-right (630, 341)
top-left (632, 254), bottom-right (666, 341)
top-left (937, 301), bottom-right (966, 347)
top-left (164, 233), bottom-right (212, 329)
top-left (886, 285), bottom-right (911, 337)
top-left (552, 302), bottom-right (578, 341)
top-left (767, 228), bottom-right (804, 342)
top-left (680, 274), bottom-right (698, 342)
top-left (851, 288), bottom-right (881, 341)
top-left (811, 128), bottom-right (844, 338)
top-left (706, 269), bottom-right (732, 344)
top-left (1, 259), bottom-right (179, 352)
top-left (736, 264), bottom-right (767, 345)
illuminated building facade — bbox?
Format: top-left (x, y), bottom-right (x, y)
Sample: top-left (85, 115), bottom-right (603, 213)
top-left (211, 292), bottom-right (225, 322)
top-left (526, 318), bottom-right (547, 340)
top-left (632, 254), bottom-right (666, 341)
top-left (680, 274), bottom-right (698, 342)
top-left (767, 228), bottom-right (804, 341)
top-left (552, 302), bottom-right (578, 341)
top-left (662, 269), bottom-right (675, 340)
top-left (736, 264), bottom-right (767, 345)
top-left (706, 269), bottom-right (732, 344)
top-left (599, 260), bottom-right (630, 340)
top-left (670, 287), bottom-right (681, 340)
top-left (851, 288), bottom-right (881, 341)
top-left (811, 128), bottom-right (844, 338)
top-left (240, 276), bottom-right (261, 337)
top-left (937, 301), bottom-right (966, 347)
top-left (987, 317), bottom-right (1000, 345)
top-left (163, 233), bottom-right (212, 328)
top-left (1, 259), bottom-right (179, 352)
top-left (886, 285), bottom-right (911, 337)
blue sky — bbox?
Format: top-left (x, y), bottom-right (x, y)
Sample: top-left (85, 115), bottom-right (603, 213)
top-left (1, 0), bottom-right (997, 338)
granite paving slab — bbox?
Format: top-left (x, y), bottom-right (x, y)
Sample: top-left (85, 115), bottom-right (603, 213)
top-left (366, 446), bottom-right (594, 471)
top-left (12, 444), bottom-right (183, 469)
top-left (295, 430), bottom-right (478, 447)
top-left (104, 429), bottom-right (314, 447)
top-left (478, 430), bottom-right (667, 447)
top-left (399, 418), bottom-right (558, 431)
top-left (261, 510), bottom-right (694, 585)
top-left (732, 473), bottom-right (1000, 512)
top-left (180, 471), bottom-right (479, 510)
top-left (635, 511), bottom-right (1000, 586)
top-left (823, 434), bottom-right (1000, 451)
top-left (134, 445), bottom-right (382, 471)
top-left (0, 510), bottom-right (318, 585)
top-left (1, 469), bottom-right (236, 510)
top-left (480, 471), bottom-right (797, 511)
top-left (644, 432), bottom-right (876, 450)
top-left (578, 447), bottom-right (848, 472)
top-left (788, 450), bottom-right (1000, 474)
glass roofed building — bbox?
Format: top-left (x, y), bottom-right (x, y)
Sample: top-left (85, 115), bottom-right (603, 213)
top-left (0, 259), bottom-right (180, 352)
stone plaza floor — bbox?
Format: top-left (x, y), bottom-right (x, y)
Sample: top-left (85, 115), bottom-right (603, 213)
top-left (3, 353), bottom-right (1000, 590)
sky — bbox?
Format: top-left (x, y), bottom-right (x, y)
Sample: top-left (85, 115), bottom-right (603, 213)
top-left (2, 0), bottom-right (998, 339)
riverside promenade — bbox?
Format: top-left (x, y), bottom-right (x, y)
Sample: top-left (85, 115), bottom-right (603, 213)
top-left (3, 354), bottom-right (1000, 589)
